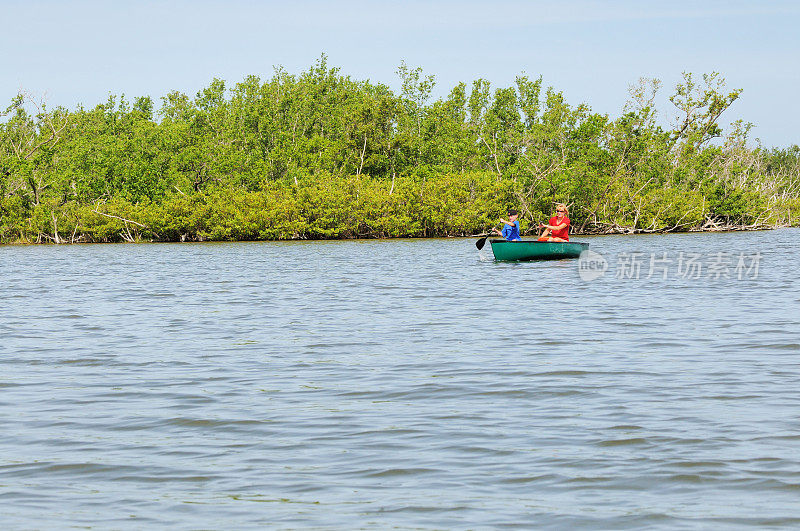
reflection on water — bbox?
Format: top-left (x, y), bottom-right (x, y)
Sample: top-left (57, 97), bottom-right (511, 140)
top-left (2, 230), bottom-right (800, 528)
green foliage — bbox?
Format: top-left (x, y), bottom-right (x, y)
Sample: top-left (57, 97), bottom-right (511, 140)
top-left (705, 183), bottom-right (766, 225)
top-left (0, 60), bottom-right (797, 244)
top-left (670, 72), bottom-right (743, 154)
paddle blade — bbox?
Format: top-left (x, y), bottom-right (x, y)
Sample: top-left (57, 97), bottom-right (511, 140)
top-left (476, 236), bottom-right (488, 250)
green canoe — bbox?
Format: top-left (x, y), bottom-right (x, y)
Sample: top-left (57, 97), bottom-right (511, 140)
top-left (489, 239), bottom-right (589, 261)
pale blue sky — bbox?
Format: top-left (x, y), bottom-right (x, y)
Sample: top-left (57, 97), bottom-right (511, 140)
top-left (3, 0), bottom-right (799, 147)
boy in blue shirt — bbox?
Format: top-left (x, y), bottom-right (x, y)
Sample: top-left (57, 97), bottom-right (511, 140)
top-left (494, 209), bottom-right (521, 241)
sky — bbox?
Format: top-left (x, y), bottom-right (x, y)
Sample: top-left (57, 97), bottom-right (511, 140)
top-left (2, 0), bottom-right (799, 147)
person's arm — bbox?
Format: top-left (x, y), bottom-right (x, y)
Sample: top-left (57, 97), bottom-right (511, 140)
top-left (541, 218), bottom-right (567, 230)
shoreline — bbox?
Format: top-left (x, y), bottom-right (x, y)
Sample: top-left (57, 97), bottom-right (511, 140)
top-left (1, 225), bottom-right (793, 246)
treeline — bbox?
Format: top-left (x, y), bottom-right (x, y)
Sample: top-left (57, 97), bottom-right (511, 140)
top-left (1, 55), bottom-right (799, 243)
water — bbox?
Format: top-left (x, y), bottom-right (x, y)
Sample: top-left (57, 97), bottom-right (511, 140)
top-left (2, 230), bottom-right (800, 529)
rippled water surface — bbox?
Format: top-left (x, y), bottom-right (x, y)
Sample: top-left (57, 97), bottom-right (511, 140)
top-left (2, 230), bottom-right (800, 528)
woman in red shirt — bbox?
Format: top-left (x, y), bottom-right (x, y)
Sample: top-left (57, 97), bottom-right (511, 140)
top-left (538, 204), bottom-right (570, 242)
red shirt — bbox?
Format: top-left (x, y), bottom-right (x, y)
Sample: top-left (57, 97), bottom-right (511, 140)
top-left (549, 215), bottom-right (570, 241)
